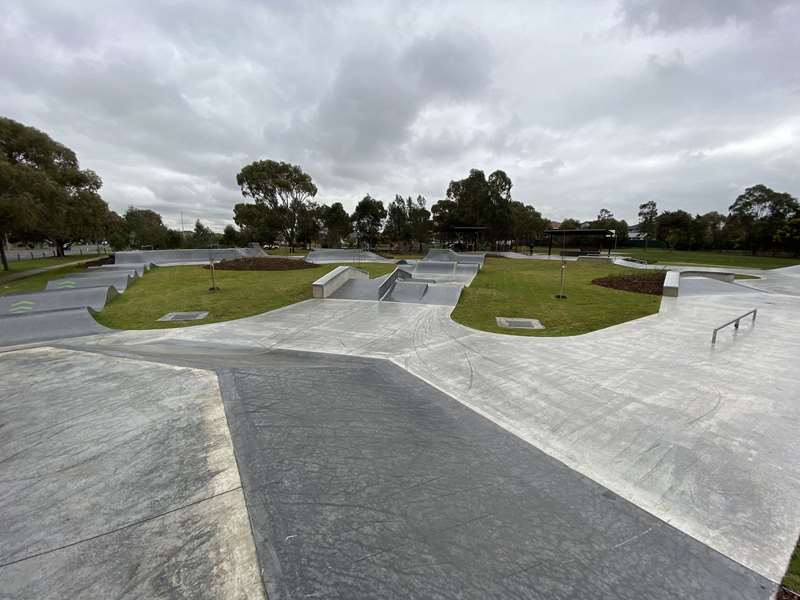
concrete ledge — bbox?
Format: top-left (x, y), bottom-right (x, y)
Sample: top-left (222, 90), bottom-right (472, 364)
top-left (312, 266), bottom-right (369, 298)
top-left (663, 271), bottom-right (680, 297)
top-left (664, 270), bottom-right (737, 297)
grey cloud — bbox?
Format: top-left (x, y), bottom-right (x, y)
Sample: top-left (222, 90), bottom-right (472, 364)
top-left (617, 0), bottom-right (791, 32)
top-left (539, 158), bottom-right (565, 175)
top-left (0, 1), bottom-right (796, 229)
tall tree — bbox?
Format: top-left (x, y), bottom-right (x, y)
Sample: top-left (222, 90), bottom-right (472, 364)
top-left (384, 195), bottom-right (430, 251)
top-left (351, 195), bottom-right (386, 249)
top-left (408, 195), bottom-right (431, 252)
top-left (0, 116), bottom-right (111, 265)
top-left (296, 201), bottom-right (323, 248)
top-left (233, 202), bottom-right (282, 246)
top-left (124, 207), bottom-right (169, 248)
top-left (235, 160), bottom-right (317, 250)
top-left (431, 199), bottom-right (458, 245)
top-left (221, 224), bottom-right (242, 247)
top-left (321, 202), bottom-right (352, 247)
top-left (727, 184), bottom-right (799, 255)
top-left (510, 201), bottom-right (547, 249)
top-left (637, 201), bottom-right (658, 237)
top-left (191, 219), bottom-right (216, 248)
top-left (655, 210), bottom-right (694, 249)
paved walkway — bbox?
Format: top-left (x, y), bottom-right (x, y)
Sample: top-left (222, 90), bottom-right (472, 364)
top-left (0, 258), bottom-right (98, 285)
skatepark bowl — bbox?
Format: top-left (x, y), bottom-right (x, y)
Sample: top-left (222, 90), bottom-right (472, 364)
top-left (1, 256), bottom-right (799, 599)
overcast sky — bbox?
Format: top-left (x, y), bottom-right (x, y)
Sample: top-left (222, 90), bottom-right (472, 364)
top-left (2, 0), bottom-right (798, 230)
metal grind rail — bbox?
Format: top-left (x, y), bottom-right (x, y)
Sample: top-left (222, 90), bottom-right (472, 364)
top-left (711, 309), bottom-right (757, 344)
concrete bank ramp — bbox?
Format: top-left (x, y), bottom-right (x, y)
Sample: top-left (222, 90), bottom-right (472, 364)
top-left (321, 266), bottom-right (462, 306)
top-left (679, 276), bottom-right (764, 297)
top-left (0, 286), bottom-right (117, 315)
top-left (0, 308), bottom-right (109, 346)
top-left (49, 269), bottom-right (139, 281)
top-left (0, 260), bottom-right (147, 346)
top-left (423, 248), bottom-right (485, 268)
top-left (114, 247), bottom-right (264, 266)
top-left (305, 248), bottom-right (390, 263)
top-left (413, 260), bottom-right (480, 285)
top-left (46, 272), bottom-right (135, 293)
top-left (89, 263), bottom-right (149, 276)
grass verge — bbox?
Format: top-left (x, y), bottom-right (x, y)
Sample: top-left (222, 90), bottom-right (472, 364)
top-left (621, 248), bottom-right (800, 270)
top-left (0, 254), bottom-right (103, 276)
top-left (782, 541), bottom-right (800, 597)
top-left (94, 262), bottom-right (395, 329)
top-left (451, 257), bottom-right (662, 336)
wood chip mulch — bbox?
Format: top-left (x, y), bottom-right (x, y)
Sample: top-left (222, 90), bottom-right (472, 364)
top-left (777, 587), bottom-right (800, 600)
top-left (84, 256), bottom-right (114, 267)
top-left (205, 257), bottom-right (317, 271)
top-left (591, 272), bottom-right (666, 295)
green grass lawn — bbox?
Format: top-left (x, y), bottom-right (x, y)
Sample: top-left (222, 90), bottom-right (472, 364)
top-left (451, 257), bottom-right (662, 336)
top-left (94, 263), bottom-right (395, 329)
top-left (0, 254), bottom-right (103, 276)
top-left (783, 543), bottom-right (800, 595)
top-left (0, 264), bottom-right (95, 296)
top-left (621, 248), bottom-right (800, 270)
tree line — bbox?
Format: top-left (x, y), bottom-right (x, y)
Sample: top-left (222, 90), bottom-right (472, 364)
top-left (0, 116), bottom-right (224, 271)
top-left (3, 115), bottom-right (799, 272)
top-left (231, 161), bottom-right (550, 252)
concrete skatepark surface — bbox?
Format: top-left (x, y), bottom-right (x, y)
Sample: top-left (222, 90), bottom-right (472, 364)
top-left (325, 267), bottom-right (464, 306)
top-left (0, 347), bottom-right (262, 598)
top-left (45, 272), bottom-right (135, 292)
top-left (305, 248), bottom-right (392, 263)
top-left (1, 256), bottom-right (799, 598)
top-left (24, 343), bottom-right (771, 599)
top-left (114, 246), bottom-right (265, 266)
top-left (424, 248), bottom-right (486, 267)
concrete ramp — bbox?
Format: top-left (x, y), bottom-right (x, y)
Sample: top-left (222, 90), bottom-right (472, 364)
top-left (384, 281), bottom-right (428, 303)
top-left (0, 287), bottom-right (117, 316)
top-left (413, 260), bottom-right (457, 275)
top-left (89, 263), bottom-right (149, 276)
top-left (316, 266), bottom-right (462, 306)
top-left (423, 249), bottom-right (485, 268)
top-left (0, 308), bottom-right (110, 346)
top-left (51, 269), bottom-right (139, 281)
top-left (114, 247), bottom-right (264, 266)
top-left (305, 248), bottom-right (390, 264)
top-left (46, 273), bottom-right (135, 293)
top-left (679, 276), bottom-right (763, 297)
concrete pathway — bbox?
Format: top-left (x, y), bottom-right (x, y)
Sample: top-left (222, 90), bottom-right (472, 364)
top-left (0, 258), bottom-right (100, 285)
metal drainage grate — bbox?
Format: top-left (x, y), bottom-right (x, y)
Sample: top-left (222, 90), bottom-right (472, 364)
top-left (496, 317), bottom-right (544, 330)
top-left (158, 311), bottom-right (209, 322)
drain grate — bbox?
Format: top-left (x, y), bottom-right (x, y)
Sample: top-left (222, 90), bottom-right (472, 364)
top-left (158, 311), bottom-right (209, 322)
top-left (496, 316), bottom-right (544, 330)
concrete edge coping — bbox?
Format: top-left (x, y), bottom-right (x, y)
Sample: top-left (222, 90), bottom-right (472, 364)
top-left (312, 266), bottom-right (370, 299)
top-left (663, 270), bottom-right (737, 297)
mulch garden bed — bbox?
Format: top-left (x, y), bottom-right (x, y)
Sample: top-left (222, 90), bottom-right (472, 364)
top-left (84, 255), bottom-right (114, 267)
top-left (777, 587), bottom-right (800, 600)
top-left (592, 271), bottom-right (666, 295)
top-left (205, 257), bottom-right (317, 271)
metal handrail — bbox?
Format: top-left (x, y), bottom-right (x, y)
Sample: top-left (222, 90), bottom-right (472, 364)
top-left (711, 309), bottom-right (757, 344)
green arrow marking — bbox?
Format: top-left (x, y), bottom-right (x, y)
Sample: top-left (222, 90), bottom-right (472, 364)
top-left (55, 280), bottom-right (77, 288)
top-left (8, 300), bottom-right (35, 313)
